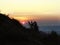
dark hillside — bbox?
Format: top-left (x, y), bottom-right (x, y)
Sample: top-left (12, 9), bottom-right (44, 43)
top-left (0, 13), bottom-right (60, 45)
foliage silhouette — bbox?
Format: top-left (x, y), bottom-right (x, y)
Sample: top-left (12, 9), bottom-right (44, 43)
top-left (0, 13), bottom-right (60, 45)
top-left (28, 21), bottom-right (39, 32)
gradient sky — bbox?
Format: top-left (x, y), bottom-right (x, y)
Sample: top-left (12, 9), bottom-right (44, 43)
top-left (0, 0), bottom-right (60, 15)
top-left (0, 0), bottom-right (60, 24)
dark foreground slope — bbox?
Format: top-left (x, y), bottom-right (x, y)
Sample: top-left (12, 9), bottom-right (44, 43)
top-left (0, 13), bottom-right (60, 45)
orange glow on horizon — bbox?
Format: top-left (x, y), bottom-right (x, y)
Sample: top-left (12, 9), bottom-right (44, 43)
top-left (21, 21), bottom-right (26, 24)
top-left (13, 17), bottom-right (29, 23)
top-left (11, 15), bottom-right (60, 23)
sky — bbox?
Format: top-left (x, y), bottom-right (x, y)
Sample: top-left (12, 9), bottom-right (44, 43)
top-left (0, 0), bottom-right (60, 15)
top-left (0, 0), bottom-right (60, 24)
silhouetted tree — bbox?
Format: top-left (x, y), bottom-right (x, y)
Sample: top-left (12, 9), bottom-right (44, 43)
top-left (33, 21), bottom-right (39, 31)
top-left (28, 21), bottom-right (39, 32)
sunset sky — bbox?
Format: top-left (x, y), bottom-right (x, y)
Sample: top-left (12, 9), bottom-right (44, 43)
top-left (0, 0), bottom-right (60, 23)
